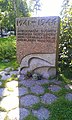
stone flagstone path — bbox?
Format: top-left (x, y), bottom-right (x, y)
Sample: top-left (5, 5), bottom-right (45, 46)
top-left (0, 67), bottom-right (72, 120)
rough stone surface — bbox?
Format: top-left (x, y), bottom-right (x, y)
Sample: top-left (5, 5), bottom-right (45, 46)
top-left (30, 85), bottom-right (44, 95)
top-left (8, 108), bottom-right (29, 120)
top-left (41, 93), bottom-right (57, 104)
top-left (0, 112), bottom-right (7, 120)
top-left (20, 95), bottom-right (40, 107)
top-left (48, 85), bottom-right (61, 92)
top-left (65, 93), bottom-right (72, 101)
top-left (32, 107), bottom-right (50, 120)
top-left (0, 96), bottom-right (19, 111)
top-left (19, 80), bottom-right (36, 87)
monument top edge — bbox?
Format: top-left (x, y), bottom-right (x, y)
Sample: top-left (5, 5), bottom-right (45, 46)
top-left (16, 16), bottom-right (60, 20)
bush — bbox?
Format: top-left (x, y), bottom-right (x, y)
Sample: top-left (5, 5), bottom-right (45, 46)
top-left (0, 36), bottom-right (16, 61)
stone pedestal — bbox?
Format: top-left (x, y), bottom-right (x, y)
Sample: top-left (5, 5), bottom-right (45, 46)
top-left (16, 16), bottom-right (60, 78)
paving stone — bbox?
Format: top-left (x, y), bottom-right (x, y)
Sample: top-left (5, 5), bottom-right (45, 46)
top-left (65, 93), bottom-right (72, 101)
top-left (20, 108), bottom-right (30, 120)
top-left (19, 80), bottom-right (36, 87)
top-left (0, 112), bottom-right (7, 120)
top-left (0, 88), bottom-right (11, 97)
top-left (48, 85), bottom-right (61, 92)
top-left (0, 95), bottom-right (19, 111)
top-left (41, 93), bottom-right (57, 104)
top-left (32, 107), bottom-right (50, 120)
top-left (10, 71), bottom-right (19, 76)
top-left (30, 85), bottom-right (44, 95)
top-left (11, 87), bottom-right (28, 96)
top-left (65, 84), bottom-right (72, 90)
top-left (8, 107), bottom-right (29, 120)
top-left (6, 81), bottom-right (18, 89)
top-left (36, 79), bottom-right (49, 85)
top-left (20, 95), bottom-right (40, 107)
top-left (1, 74), bottom-right (11, 80)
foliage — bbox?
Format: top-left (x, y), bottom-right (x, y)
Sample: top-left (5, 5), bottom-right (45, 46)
top-left (49, 97), bottom-right (72, 120)
top-left (0, 36), bottom-right (16, 61)
top-left (28, 0), bottom-right (41, 16)
top-left (0, 0), bottom-right (30, 34)
top-left (59, 0), bottom-right (72, 72)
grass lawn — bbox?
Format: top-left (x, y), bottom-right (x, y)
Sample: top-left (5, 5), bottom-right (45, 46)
top-left (0, 36), bottom-right (72, 120)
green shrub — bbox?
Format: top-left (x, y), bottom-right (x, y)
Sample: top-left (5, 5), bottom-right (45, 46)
top-left (0, 36), bottom-right (16, 61)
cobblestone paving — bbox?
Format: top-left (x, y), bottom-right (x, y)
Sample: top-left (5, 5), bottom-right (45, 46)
top-left (0, 68), bottom-right (72, 120)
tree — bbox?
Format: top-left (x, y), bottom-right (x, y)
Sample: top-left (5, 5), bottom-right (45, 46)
top-left (28, 0), bottom-right (41, 16)
top-left (59, 0), bottom-right (72, 70)
top-left (0, 0), bottom-right (30, 36)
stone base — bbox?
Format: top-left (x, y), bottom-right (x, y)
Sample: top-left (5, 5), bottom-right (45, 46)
top-left (20, 54), bottom-right (56, 79)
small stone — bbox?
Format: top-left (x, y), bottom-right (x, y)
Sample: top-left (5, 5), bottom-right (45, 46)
top-left (20, 95), bottom-right (40, 107)
top-left (7, 107), bottom-right (29, 120)
top-left (30, 85), bottom-right (44, 95)
top-left (48, 85), bottom-right (61, 92)
top-left (65, 93), bottom-right (72, 101)
top-left (0, 112), bottom-right (7, 120)
top-left (41, 93), bottom-right (57, 104)
top-left (32, 107), bottom-right (50, 120)
top-left (0, 96), bottom-right (19, 111)
top-left (32, 73), bottom-right (38, 80)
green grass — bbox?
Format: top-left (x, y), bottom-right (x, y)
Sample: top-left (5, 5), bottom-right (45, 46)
top-left (24, 114), bottom-right (38, 120)
top-left (49, 97), bottom-right (72, 120)
top-left (0, 59), bottom-right (19, 71)
top-left (0, 36), bottom-right (19, 71)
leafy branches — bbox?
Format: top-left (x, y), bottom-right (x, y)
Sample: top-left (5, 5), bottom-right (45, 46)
top-left (59, 0), bottom-right (72, 70)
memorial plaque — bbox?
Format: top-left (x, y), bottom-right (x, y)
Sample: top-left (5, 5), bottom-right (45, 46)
top-left (16, 16), bottom-right (60, 78)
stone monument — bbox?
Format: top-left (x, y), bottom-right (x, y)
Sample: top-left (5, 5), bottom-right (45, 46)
top-left (16, 16), bottom-right (60, 78)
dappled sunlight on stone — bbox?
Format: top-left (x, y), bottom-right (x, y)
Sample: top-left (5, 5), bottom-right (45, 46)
top-left (6, 81), bottom-right (18, 90)
top-left (0, 95), bottom-right (19, 111)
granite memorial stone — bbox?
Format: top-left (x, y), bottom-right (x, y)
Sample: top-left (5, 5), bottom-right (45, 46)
top-left (16, 16), bottom-right (60, 78)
